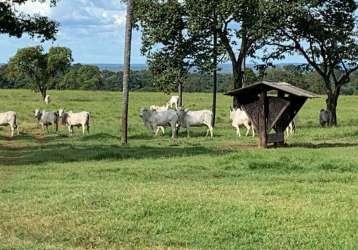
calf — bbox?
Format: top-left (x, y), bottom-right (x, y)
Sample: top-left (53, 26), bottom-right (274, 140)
top-left (139, 108), bottom-right (178, 138)
top-left (0, 111), bottom-right (19, 137)
top-left (229, 107), bottom-right (254, 137)
top-left (177, 108), bottom-right (213, 138)
top-left (59, 109), bottom-right (90, 135)
top-left (34, 109), bottom-right (59, 133)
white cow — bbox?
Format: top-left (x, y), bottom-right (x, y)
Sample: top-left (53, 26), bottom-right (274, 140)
top-left (149, 104), bottom-right (170, 135)
top-left (229, 107), bottom-right (254, 137)
top-left (177, 109), bottom-right (213, 138)
top-left (34, 109), bottom-right (59, 133)
top-left (59, 109), bottom-right (90, 135)
top-left (0, 111), bottom-right (19, 137)
top-left (139, 108), bottom-right (178, 138)
top-left (44, 95), bottom-right (51, 104)
top-left (167, 96), bottom-right (180, 110)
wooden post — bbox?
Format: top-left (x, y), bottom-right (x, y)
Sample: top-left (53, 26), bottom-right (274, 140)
top-left (258, 91), bottom-right (267, 148)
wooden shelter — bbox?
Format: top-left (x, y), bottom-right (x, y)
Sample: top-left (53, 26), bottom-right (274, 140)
top-left (226, 81), bottom-right (317, 148)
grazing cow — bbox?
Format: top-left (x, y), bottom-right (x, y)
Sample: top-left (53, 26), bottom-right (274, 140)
top-left (34, 109), bottom-right (59, 132)
top-left (167, 96), bottom-right (180, 110)
top-left (319, 109), bottom-right (331, 127)
top-left (177, 108), bottom-right (213, 138)
top-left (139, 108), bottom-right (179, 138)
top-left (44, 95), bottom-right (51, 104)
top-left (229, 107), bottom-right (254, 137)
top-left (0, 111), bottom-right (19, 137)
top-left (59, 109), bottom-right (90, 135)
top-left (149, 104), bottom-right (170, 135)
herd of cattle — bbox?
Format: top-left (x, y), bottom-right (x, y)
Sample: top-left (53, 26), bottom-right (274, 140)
top-left (0, 94), bottom-right (332, 138)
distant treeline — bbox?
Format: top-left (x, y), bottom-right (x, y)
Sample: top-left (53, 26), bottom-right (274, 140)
top-left (1, 63), bottom-right (357, 94)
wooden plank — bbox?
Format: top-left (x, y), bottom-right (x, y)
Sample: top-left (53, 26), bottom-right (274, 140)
top-left (267, 97), bottom-right (290, 130)
top-left (258, 91), bottom-right (267, 148)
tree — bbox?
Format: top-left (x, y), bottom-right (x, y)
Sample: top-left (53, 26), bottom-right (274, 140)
top-left (135, 0), bottom-right (206, 106)
top-left (6, 46), bottom-right (72, 100)
top-left (121, 0), bottom-right (134, 144)
top-left (0, 0), bottom-right (58, 41)
top-left (265, 0), bottom-right (358, 126)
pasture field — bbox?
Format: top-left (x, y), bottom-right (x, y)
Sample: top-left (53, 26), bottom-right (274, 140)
top-left (0, 89), bottom-right (358, 249)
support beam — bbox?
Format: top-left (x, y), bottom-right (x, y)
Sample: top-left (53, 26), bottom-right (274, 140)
top-left (258, 91), bottom-right (267, 148)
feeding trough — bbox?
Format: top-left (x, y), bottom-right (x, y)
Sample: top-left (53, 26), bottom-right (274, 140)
top-left (226, 81), bottom-right (318, 148)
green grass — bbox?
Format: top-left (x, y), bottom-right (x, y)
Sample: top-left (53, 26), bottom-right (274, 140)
top-left (0, 89), bottom-right (358, 249)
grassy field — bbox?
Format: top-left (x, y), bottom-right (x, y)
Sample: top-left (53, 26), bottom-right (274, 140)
top-left (0, 89), bottom-right (358, 249)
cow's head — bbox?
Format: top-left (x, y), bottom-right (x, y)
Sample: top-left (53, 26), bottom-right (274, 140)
top-left (58, 109), bottom-right (65, 118)
top-left (34, 109), bottom-right (42, 119)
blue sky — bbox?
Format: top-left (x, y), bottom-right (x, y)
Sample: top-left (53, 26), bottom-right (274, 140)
top-left (0, 0), bottom-right (305, 65)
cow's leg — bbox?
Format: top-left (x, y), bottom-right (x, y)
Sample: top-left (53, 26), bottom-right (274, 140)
top-left (252, 126), bottom-right (255, 137)
top-left (10, 125), bottom-right (14, 137)
top-left (154, 126), bottom-right (160, 136)
top-left (171, 123), bottom-right (176, 139)
top-left (55, 122), bottom-right (58, 133)
top-left (245, 123), bottom-right (250, 136)
top-left (67, 125), bottom-right (72, 135)
top-left (206, 124), bottom-right (213, 138)
top-left (87, 124), bottom-right (90, 134)
top-left (160, 126), bottom-right (165, 135)
top-left (236, 125), bottom-right (241, 137)
top-left (186, 125), bottom-right (190, 137)
top-left (82, 124), bottom-right (85, 135)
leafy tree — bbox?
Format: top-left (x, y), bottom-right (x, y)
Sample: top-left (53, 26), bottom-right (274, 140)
top-left (0, 0), bottom-right (58, 41)
top-left (6, 46), bottom-right (72, 100)
top-left (265, 0), bottom-right (358, 126)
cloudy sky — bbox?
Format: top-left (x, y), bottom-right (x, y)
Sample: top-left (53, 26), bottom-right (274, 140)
top-left (0, 0), bottom-right (304, 65)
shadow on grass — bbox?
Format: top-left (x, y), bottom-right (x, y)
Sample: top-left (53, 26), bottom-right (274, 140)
top-left (0, 142), bottom-right (231, 166)
top-left (288, 142), bottom-right (358, 148)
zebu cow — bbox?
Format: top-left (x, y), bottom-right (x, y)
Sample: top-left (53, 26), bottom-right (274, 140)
top-left (34, 109), bottom-right (59, 132)
top-left (177, 108), bottom-right (213, 138)
top-left (59, 109), bottom-right (90, 135)
top-left (229, 107), bottom-right (254, 137)
top-left (167, 96), bottom-right (180, 110)
top-left (139, 108), bottom-right (178, 138)
top-left (319, 109), bottom-right (331, 127)
top-left (149, 104), bottom-right (170, 135)
top-left (0, 111), bottom-right (19, 137)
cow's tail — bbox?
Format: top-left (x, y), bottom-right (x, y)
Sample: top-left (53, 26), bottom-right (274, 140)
top-left (13, 113), bottom-right (18, 129)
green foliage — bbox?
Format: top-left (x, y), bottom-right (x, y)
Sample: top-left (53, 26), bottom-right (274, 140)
top-left (0, 0), bottom-right (58, 40)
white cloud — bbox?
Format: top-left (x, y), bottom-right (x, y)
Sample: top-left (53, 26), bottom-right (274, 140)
top-left (15, 0), bottom-right (52, 16)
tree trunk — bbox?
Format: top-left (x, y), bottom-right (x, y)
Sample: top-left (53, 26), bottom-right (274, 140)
top-left (326, 86), bottom-right (340, 126)
top-left (121, 0), bottom-right (133, 144)
top-left (232, 61), bottom-right (243, 108)
top-left (178, 81), bottom-right (183, 107)
top-left (41, 88), bottom-right (47, 101)
top-left (212, 8), bottom-right (217, 127)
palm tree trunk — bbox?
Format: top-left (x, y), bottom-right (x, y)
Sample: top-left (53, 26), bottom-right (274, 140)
top-left (121, 0), bottom-right (134, 144)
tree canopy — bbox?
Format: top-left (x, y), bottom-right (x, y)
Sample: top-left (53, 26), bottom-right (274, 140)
top-left (0, 0), bottom-right (58, 40)
top-left (264, 0), bottom-right (358, 125)
top-left (5, 46), bottom-right (72, 100)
